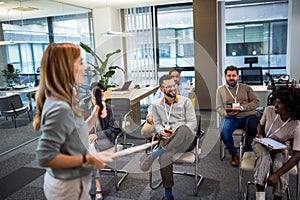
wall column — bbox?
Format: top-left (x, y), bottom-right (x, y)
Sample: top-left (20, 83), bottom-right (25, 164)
top-left (193, 0), bottom-right (217, 110)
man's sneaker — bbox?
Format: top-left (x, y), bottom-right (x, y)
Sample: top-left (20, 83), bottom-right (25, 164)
top-left (140, 155), bottom-right (155, 171)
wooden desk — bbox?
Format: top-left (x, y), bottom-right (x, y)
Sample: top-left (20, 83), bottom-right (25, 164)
top-left (0, 86), bottom-right (38, 111)
top-left (103, 86), bottom-right (159, 124)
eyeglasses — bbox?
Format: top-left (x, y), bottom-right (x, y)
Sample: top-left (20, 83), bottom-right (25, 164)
top-left (164, 84), bottom-right (176, 89)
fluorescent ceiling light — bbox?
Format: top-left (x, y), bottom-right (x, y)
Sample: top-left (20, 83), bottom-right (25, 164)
top-left (101, 30), bottom-right (134, 37)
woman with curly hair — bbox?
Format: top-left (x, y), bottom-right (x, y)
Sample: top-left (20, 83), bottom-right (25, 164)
top-left (34, 43), bottom-right (113, 199)
top-left (253, 85), bottom-right (300, 200)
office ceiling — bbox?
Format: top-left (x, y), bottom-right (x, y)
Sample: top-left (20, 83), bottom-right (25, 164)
top-left (0, 0), bottom-right (90, 22)
top-left (0, 0), bottom-right (288, 22)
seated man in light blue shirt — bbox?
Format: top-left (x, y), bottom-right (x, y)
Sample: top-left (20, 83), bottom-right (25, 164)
top-left (141, 68), bottom-right (189, 139)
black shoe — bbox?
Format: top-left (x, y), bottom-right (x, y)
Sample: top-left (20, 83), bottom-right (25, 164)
top-left (140, 155), bottom-right (154, 171)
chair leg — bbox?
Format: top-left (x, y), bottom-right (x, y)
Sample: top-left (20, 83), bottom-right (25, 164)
top-left (27, 110), bottom-right (31, 122)
top-left (12, 116), bottom-right (16, 128)
top-left (239, 165), bottom-right (242, 199)
top-left (220, 139), bottom-right (226, 160)
top-left (172, 170), bottom-right (203, 196)
top-left (149, 169), bottom-right (203, 196)
top-left (297, 162), bottom-right (300, 200)
top-left (243, 181), bottom-right (254, 200)
top-left (149, 169), bottom-right (162, 190)
top-left (101, 159), bottom-right (128, 191)
top-left (286, 186), bottom-right (291, 200)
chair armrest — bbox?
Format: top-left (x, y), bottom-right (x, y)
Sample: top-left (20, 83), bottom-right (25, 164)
top-left (123, 109), bottom-right (133, 121)
top-left (196, 130), bottom-right (205, 139)
top-left (123, 109), bottom-right (133, 129)
top-left (114, 129), bottom-right (126, 151)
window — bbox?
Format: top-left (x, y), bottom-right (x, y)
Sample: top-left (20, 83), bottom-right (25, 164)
top-left (156, 4), bottom-right (194, 70)
top-left (225, 2), bottom-right (288, 79)
top-left (226, 20), bottom-right (287, 78)
top-left (123, 3), bottom-right (194, 91)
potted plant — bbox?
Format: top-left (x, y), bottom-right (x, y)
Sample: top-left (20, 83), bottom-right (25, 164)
top-left (79, 42), bottom-right (124, 91)
top-left (1, 64), bottom-right (20, 87)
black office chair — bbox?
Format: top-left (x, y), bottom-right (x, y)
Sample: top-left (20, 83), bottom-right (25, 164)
top-left (105, 98), bottom-right (134, 148)
top-left (0, 94), bottom-right (31, 128)
top-left (265, 72), bottom-right (278, 106)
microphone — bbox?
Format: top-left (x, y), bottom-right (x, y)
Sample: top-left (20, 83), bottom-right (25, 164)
top-left (93, 87), bottom-right (104, 115)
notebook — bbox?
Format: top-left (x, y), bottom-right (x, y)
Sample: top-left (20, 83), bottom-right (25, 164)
top-left (253, 137), bottom-right (287, 150)
top-left (112, 80), bottom-right (132, 91)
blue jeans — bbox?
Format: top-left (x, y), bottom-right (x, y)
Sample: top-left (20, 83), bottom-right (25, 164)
top-left (220, 116), bottom-right (249, 157)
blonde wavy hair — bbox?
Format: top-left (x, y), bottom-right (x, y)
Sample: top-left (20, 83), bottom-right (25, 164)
top-left (33, 43), bottom-right (83, 131)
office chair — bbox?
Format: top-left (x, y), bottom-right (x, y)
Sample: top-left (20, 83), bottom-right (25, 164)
top-left (219, 128), bottom-right (245, 160)
top-left (238, 116), bottom-right (298, 200)
top-left (148, 112), bottom-right (205, 196)
top-left (239, 152), bottom-right (299, 200)
top-left (79, 97), bottom-right (129, 191)
top-left (0, 94), bottom-right (31, 128)
top-left (219, 113), bottom-right (260, 161)
top-left (105, 98), bottom-right (135, 148)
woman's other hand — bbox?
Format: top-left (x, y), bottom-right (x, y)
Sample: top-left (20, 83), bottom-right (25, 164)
top-left (265, 172), bottom-right (280, 185)
top-left (91, 105), bottom-right (100, 119)
top-left (100, 102), bottom-right (107, 118)
top-left (88, 134), bottom-right (97, 144)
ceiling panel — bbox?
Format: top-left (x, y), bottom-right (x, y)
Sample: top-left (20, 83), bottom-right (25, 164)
top-left (0, 0), bottom-right (288, 22)
top-left (0, 0), bottom-right (90, 22)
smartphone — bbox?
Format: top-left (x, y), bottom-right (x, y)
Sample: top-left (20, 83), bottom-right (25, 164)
top-left (93, 87), bottom-right (104, 114)
top-left (164, 129), bottom-right (172, 134)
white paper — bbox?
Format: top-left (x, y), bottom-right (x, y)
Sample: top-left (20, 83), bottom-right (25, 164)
top-left (89, 143), bottom-right (97, 154)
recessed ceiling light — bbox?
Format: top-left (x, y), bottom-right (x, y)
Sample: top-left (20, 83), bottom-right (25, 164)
top-left (0, 1), bottom-right (5, 4)
top-left (12, 7), bottom-right (39, 12)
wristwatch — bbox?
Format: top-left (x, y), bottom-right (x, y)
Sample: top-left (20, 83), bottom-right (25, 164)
top-left (81, 154), bottom-right (89, 167)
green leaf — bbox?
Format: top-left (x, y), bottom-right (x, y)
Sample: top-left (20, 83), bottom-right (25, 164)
top-left (79, 42), bottom-right (103, 64)
top-left (79, 42), bottom-right (123, 87)
top-left (104, 71), bottom-right (115, 78)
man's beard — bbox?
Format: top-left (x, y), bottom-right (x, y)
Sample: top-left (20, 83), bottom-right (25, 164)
top-left (227, 80), bottom-right (237, 87)
top-left (165, 90), bottom-right (176, 98)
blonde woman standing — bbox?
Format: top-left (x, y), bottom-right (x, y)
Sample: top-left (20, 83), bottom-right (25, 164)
top-left (34, 43), bottom-right (113, 200)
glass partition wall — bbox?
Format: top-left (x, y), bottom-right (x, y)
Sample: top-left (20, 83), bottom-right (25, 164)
top-left (1, 13), bottom-right (93, 86)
